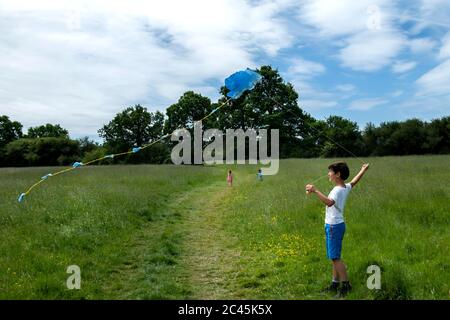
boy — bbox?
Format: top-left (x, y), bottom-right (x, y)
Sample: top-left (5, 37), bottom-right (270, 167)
top-left (256, 168), bottom-right (263, 181)
top-left (305, 162), bottom-right (369, 298)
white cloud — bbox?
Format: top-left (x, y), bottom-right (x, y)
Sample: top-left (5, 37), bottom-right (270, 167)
top-left (300, 99), bottom-right (338, 111)
top-left (413, 32), bottom-right (450, 98)
top-left (416, 59), bottom-right (450, 96)
top-left (438, 32), bottom-right (450, 60)
top-left (288, 78), bottom-right (334, 100)
top-left (398, 0), bottom-right (450, 35)
top-left (348, 98), bottom-right (388, 111)
top-left (0, 0), bottom-right (294, 138)
top-left (298, 0), bottom-right (394, 37)
top-left (336, 84), bottom-right (355, 92)
top-left (409, 37), bottom-right (437, 54)
top-left (417, 0), bottom-right (450, 30)
top-left (397, 94), bottom-right (450, 117)
top-left (298, 0), bottom-right (406, 72)
top-left (413, 30), bottom-right (450, 105)
top-left (338, 30), bottom-right (406, 71)
top-left (288, 78), bottom-right (339, 113)
top-left (287, 58), bottom-right (326, 78)
top-left (392, 60), bottom-right (417, 73)
top-left (391, 90), bottom-right (403, 97)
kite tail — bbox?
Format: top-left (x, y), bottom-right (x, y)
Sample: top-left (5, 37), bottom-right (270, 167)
top-left (17, 98), bottom-right (232, 202)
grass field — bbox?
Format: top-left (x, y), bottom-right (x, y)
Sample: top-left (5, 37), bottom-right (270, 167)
top-left (0, 156), bottom-right (449, 299)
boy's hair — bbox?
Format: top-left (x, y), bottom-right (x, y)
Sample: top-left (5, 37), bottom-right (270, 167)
top-left (328, 162), bottom-right (350, 180)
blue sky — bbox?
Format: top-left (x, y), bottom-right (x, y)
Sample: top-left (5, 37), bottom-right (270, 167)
top-left (0, 0), bottom-right (449, 140)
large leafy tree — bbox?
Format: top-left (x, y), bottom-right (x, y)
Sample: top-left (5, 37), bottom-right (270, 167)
top-left (388, 119), bottom-right (427, 155)
top-left (27, 123), bottom-right (69, 138)
top-left (164, 91), bottom-right (213, 134)
top-left (217, 65), bottom-right (320, 157)
top-left (320, 116), bottom-right (364, 157)
top-left (98, 105), bottom-right (165, 153)
top-left (366, 121), bottom-right (401, 156)
top-left (0, 115), bottom-right (23, 148)
top-left (424, 116), bottom-right (450, 154)
top-left (0, 115), bottom-right (23, 164)
top-left (77, 136), bottom-right (99, 156)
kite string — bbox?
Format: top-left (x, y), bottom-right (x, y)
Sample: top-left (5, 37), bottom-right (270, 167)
top-left (21, 98), bottom-right (231, 198)
top-left (308, 174), bottom-right (328, 185)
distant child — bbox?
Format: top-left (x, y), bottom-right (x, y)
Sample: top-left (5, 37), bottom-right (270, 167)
top-left (256, 168), bottom-right (263, 181)
top-left (227, 170), bottom-right (233, 187)
top-left (305, 162), bottom-right (369, 298)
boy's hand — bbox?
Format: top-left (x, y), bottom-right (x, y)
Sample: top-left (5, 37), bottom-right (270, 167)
top-left (305, 184), bottom-right (316, 194)
top-left (362, 163), bottom-right (370, 171)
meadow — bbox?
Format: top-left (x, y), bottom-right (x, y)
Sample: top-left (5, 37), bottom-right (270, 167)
top-left (0, 156), bottom-right (449, 299)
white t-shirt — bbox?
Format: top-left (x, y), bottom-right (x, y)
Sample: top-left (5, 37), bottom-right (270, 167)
top-left (325, 183), bottom-right (352, 225)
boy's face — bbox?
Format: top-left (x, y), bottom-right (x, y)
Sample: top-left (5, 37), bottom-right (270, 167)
top-left (328, 169), bottom-right (340, 183)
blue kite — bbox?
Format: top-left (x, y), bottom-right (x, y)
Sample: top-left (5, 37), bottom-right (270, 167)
top-left (224, 68), bottom-right (262, 100)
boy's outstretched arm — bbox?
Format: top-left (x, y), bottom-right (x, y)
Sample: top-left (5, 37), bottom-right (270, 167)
top-left (305, 184), bottom-right (335, 207)
top-left (350, 163), bottom-right (370, 188)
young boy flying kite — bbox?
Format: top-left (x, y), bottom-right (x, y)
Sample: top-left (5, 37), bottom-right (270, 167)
top-left (305, 162), bottom-right (370, 298)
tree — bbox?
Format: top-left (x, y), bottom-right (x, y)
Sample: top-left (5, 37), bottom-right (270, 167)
top-left (362, 122), bottom-right (378, 156)
top-left (27, 123), bottom-right (69, 138)
top-left (371, 121), bottom-right (402, 155)
top-left (320, 116), bottom-right (364, 157)
top-left (98, 105), bottom-right (165, 153)
top-left (298, 117), bottom-right (328, 158)
top-left (389, 119), bottom-right (427, 155)
top-left (0, 115), bottom-right (23, 165)
top-left (0, 115), bottom-right (23, 148)
top-left (217, 66), bottom-right (317, 158)
top-left (98, 105), bottom-right (167, 163)
top-left (164, 92), bottom-right (213, 164)
top-left (364, 120), bottom-right (429, 156)
top-left (77, 136), bottom-right (99, 156)
top-left (424, 116), bottom-right (450, 154)
top-left (165, 91), bottom-right (213, 133)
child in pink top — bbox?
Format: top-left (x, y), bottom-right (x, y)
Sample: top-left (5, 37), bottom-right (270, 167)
top-left (227, 170), bottom-right (233, 187)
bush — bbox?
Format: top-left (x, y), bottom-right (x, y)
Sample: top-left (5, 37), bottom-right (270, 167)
top-left (82, 147), bottom-right (113, 165)
top-left (4, 138), bottom-right (80, 167)
top-left (125, 142), bottom-right (171, 164)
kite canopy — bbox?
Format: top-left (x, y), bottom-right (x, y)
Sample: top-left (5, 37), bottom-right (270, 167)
top-left (224, 68), bottom-right (262, 100)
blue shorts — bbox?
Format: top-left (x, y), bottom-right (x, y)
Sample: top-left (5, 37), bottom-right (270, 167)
top-left (325, 222), bottom-right (346, 260)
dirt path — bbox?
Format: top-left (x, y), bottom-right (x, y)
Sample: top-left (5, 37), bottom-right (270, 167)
top-left (176, 181), bottom-right (243, 299)
top-left (102, 178), bottom-right (246, 299)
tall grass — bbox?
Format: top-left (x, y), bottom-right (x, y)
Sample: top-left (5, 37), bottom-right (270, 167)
top-left (0, 156), bottom-right (448, 299)
top-left (0, 165), bottom-right (222, 299)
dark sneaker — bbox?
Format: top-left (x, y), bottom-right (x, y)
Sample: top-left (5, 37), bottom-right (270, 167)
top-left (322, 282), bottom-right (340, 294)
top-left (335, 282), bottom-right (352, 298)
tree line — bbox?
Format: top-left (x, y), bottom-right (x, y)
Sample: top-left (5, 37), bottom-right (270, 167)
top-left (1, 66), bottom-right (449, 167)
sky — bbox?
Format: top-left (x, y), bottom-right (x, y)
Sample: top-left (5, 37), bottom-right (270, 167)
top-left (1, 0), bottom-right (450, 141)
